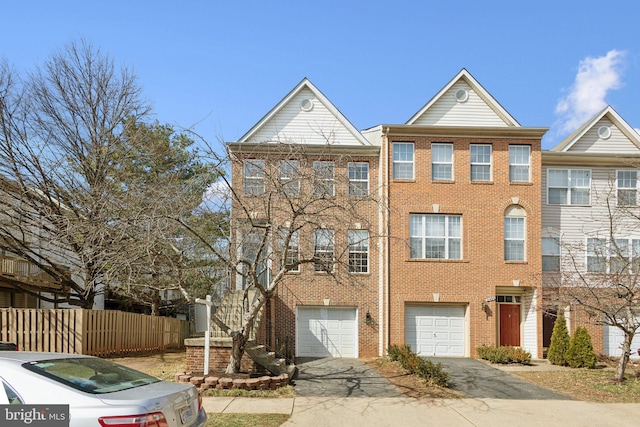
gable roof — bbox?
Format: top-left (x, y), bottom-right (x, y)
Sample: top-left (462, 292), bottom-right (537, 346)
top-left (550, 106), bottom-right (640, 152)
top-left (405, 69), bottom-right (520, 127)
top-left (236, 78), bottom-right (371, 147)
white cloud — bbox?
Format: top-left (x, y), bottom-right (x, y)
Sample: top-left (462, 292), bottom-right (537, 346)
top-left (555, 50), bottom-right (627, 133)
top-left (202, 179), bottom-right (231, 206)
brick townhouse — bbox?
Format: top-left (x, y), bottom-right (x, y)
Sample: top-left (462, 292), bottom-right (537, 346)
top-left (229, 69), bottom-right (639, 360)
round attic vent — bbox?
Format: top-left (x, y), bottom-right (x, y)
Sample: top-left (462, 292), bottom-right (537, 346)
top-left (597, 125), bottom-right (611, 139)
top-left (455, 89), bottom-right (469, 103)
top-left (300, 98), bottom-right (314, 112)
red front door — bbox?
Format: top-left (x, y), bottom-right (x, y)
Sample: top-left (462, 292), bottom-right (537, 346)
top-left (500, 304), bottom-right (521, 346)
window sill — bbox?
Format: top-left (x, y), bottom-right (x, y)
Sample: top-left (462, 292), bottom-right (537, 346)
top-left (509, 182), bottom-right (533, 186)
top-left (505, 261), bottom-right (528, 264)
top-left (392, 179), bottom-right (416, 183)
top-left (406, 258), bottom-right (468, 263)
top-left (432, 180), bottom-right (455, 184)
top-left (471, 181), bottom-right (494, 185)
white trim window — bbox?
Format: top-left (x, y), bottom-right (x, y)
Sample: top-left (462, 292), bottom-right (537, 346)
top-left (313, 161), bottom-right (335, 197)
top-left (348, 230), bottom-right (369, 273)
top-left (279, 229), bottom-right (299, 272)
top-left (432, 143), bottom-right (453, 181)
top-left (410, 214), bottom-right (461, 260)
top-left (617, 170), bottom-right (639, 206)
top-left (587, 237), bottom-right (640, 273)
top-left (392, 142), bottom-right (414, 180)
top-left (313, 229), bottom-right (335, 272)
top-left (542, 236), bottom-right (560, 272)
top-left (348, 162), bottom-right (369, 196)
top-left (504, 205), bottom-right (526, 261)
top-left (470, 144), bottom-right (492, 182)
top-left (547, 169), bottom-right (591, 205)
top-left (279, 160), bottom-right (300, 196)
top-left (244, 160), bottom-right (265, 195)
top-left (240, 228), bottom-right (270, 289)
top-left (509, 145), bottom-right (530, 183)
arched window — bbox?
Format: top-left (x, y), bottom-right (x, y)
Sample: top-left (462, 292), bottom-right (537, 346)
top-left (504, 205), bottom-right (526, 261)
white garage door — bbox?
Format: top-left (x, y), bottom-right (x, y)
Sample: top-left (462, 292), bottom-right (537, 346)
top-left (604, 324), bottom-right (640, 360)
top-left (405, 305), bottom-right (465, 356)
top-left (296, 307), bottom-right (357, 357)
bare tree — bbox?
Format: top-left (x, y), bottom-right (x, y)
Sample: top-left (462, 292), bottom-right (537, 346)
top-left (174, 141), bottom-right (380, 373)
top-left (545, 172), bottom-right (640, 382)
top-left (0, 41), bottom-right (150, 308)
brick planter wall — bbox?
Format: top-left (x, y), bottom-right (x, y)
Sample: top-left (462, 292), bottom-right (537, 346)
top-left (185, 338), bottom-right (256, 373)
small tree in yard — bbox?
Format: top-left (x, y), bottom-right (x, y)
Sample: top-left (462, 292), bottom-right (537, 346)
top-left (547, 310), bottom-right (570, 366)
top-left (566, 326), bottom-right (596, 369)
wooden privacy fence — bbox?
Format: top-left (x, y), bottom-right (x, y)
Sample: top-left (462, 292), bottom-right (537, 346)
top-left (0, 308), bottom-right (192, 357)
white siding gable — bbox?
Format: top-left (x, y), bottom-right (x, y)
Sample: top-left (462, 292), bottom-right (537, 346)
top-left (569, 117), bottom-right (640, 154)
top-left (410, 81), bottom-right (510, 127)
top-left (238, 79), bottom-right (371, 147)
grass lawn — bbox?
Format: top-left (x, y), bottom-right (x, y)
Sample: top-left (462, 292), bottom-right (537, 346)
top-left (513, 367), bottom-right (640, 403)
top-left (206, 414), bottom-right (289, 427)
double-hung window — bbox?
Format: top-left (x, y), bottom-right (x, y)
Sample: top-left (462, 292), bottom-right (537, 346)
top-left (348, 162), bottom-right (369, 196)
top-left (313, 229), bottom-right (335, 272)
top-left (547, 169), bottom-right (591, 205)
top-left (313, 161), bottom-right (335, 197)
top-left (432, 143), bottom-right (453, 181)
top-left (470, 144), bottom-right (492, 182)
top-left (392, 143), bottom-right (414, 180)
top-left (504, 205), bottom-right (526, 261)
top-left (542, 237), bottom-right (560, 272)
top-left (509, 145), bottom-right (530, 183)
top-left (279, 229), bottom-right (299, 272)
top-left (409, 214), bottom-right (461, 260)
top-left (617, 170), bottom-right (639, 206)
top-left (244, 160), bottom-right (265, 195)
top-left (348, 230), bottom-right (369, 273)
top-left (241, 228), bottom-right (270, 289)
top-left (279, 160), bottom-right (300, 196)
top-left (588, 238), bottom-right (640, 273)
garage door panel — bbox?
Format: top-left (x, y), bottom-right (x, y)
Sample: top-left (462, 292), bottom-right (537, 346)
top-left (297, 307), bottom-right (357, 358)
top-left (405, 305), bottom-right (466, 357)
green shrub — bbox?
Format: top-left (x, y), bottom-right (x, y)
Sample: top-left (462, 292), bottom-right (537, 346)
top-left (386, 344), bottom-right (449, 387)
top-left (476, 344), bottom-right (531, 364)
top-left (547, 310), bottom-right (570, 366)
top-left (566, 326), bottom-right (597, 369)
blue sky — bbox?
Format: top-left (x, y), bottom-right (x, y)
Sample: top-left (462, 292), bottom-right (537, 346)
top-left (2, 1), bottom-right (639, 149)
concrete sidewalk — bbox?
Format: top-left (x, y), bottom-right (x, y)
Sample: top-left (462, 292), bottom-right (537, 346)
top-left (202, 396), bottom-right (640, 426)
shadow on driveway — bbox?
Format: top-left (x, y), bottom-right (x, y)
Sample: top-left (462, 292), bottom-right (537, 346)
top-left (429, 357), bottom-right (571, 400)
top-left (293, 357), bottom-right (403, 398)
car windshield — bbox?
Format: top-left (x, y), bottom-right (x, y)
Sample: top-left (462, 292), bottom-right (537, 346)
top-left (22, 357), bottom-right (161, 394)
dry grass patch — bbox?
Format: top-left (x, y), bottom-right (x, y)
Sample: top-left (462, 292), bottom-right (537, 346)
top-left (514, 367), bottom-right (640, 403)
top-left (364, 358), bottom-right (460, 399)
top-left (206, 413), bottom-right (290, 427)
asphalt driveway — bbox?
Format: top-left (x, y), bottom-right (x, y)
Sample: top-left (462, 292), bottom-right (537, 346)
top-left (428, 357), bottom-right (571, 400)
top-left (293, 357), bottom-right (403, 397)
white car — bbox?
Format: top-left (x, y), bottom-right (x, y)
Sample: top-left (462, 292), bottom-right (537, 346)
top-left (0, 351), bottom-right (207, 427)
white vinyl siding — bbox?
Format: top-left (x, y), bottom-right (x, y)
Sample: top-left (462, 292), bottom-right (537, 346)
top-left (409, 81), bottom-right (510, 127)
top-left (246, 88), bottom-right (364, 146)
top-left (522, 290), bottom-right (539, 358)
top-left (570, 118), bottom-right (640, 154)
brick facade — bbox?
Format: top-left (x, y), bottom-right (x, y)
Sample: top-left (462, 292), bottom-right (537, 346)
top-left (385, 131), bottom-right (544, 357)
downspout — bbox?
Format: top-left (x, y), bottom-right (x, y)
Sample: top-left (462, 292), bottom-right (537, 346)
top-left (379, 127), bottom-right (390, 356)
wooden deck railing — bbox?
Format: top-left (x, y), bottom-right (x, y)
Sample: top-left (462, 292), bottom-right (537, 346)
top-left (0, 308), bottom-right (193, 356)
top-left (0, 255), bottom-right (62, 289)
